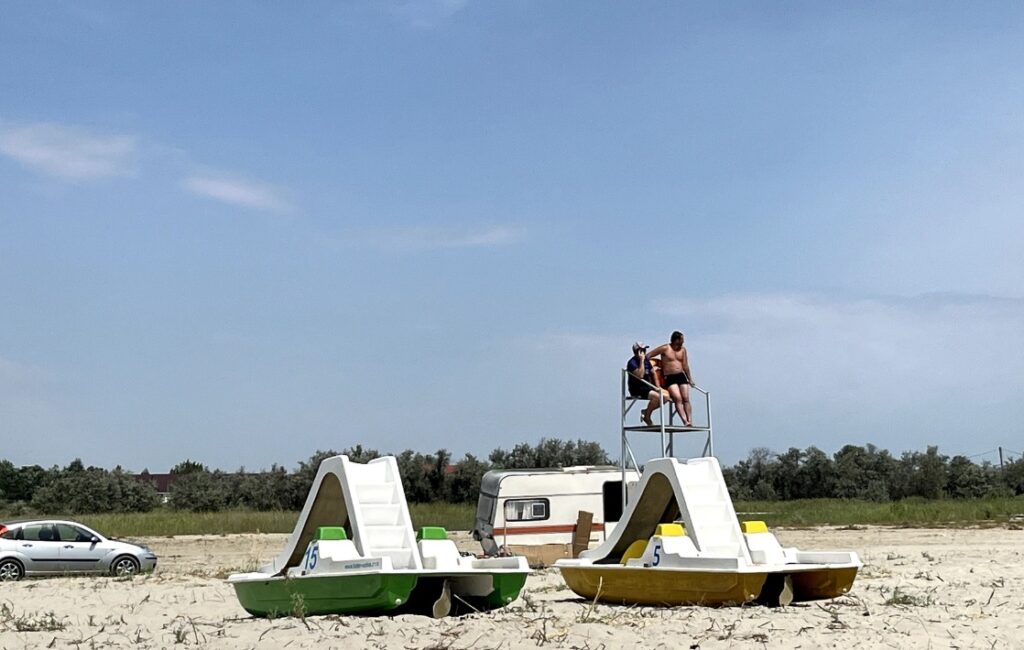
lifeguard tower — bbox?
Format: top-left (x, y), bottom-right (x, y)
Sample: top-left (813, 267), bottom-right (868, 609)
top-left (619, 369), bottom-right (713, 505)
top-left (553, 375), bottom-right (861, 608)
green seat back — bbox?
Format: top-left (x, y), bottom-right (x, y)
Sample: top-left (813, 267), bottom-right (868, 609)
top-left (316, 526), bottom-right (347, 541)
top-left (416, 526), bottom-right (448, 541)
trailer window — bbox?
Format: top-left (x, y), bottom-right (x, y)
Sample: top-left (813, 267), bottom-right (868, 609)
top-left (504, 498), bottom-right (549, 522)
top-left (603, 481), bottom-right (624, 522)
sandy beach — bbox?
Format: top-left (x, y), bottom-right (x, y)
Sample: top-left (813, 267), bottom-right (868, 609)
top-left (2, 526), bottom-right (1022, 649)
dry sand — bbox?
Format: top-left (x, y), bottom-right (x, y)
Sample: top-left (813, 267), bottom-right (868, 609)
top-left (2, 526), bottom-right (1023, 649)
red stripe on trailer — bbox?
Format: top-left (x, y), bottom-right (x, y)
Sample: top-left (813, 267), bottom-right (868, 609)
top-left (493, 523), bottom-right (606, 536)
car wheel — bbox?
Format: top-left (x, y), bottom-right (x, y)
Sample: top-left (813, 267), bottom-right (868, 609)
top-left (0, 558), bottom-right (24, 581)
top-left (110, 555), bottom-right (140, 577)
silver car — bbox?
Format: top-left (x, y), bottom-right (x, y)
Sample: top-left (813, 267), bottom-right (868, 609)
top-left (0, 519), bottom-right (157, 580)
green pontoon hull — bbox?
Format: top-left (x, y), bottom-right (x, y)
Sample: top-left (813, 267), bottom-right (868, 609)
top-left (232, 571), bottom-right (527, 618)
top-left (401, 573), bottom-right (529, 616)
top-left (470, 573), bottom-right (529, 609)
top-left (233, 572), bottom-right (417, 617)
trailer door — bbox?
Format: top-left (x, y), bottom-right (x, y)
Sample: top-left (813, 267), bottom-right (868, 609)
top-left (602, 480), bottom-right (624, 535)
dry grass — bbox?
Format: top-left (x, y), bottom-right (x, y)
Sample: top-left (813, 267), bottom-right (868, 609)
top-left (14, 502), bottom-right (476, 538)
top-left (0, 603), bottom-right (67, 632)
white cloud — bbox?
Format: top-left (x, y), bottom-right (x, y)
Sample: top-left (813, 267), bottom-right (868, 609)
top-left (0, 122), bottom-right (136, 180)
top-left (412, 225), bottom-right (520, 249)
top-left (349, 225), bottom-right (522, 252)
top-left (652, 292), bottom-right (1024, 457)
top-left (182, 174), bottom-right (292, 213)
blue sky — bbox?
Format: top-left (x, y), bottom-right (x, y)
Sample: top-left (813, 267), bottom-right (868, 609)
top-left (2, 1), bottom-right (1022, 471)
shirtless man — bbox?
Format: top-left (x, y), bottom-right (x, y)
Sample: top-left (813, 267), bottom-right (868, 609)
top-left (646, 330), bottom-right (694, 426)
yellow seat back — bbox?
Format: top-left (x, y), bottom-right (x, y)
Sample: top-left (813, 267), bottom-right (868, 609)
top-left (620, 539), bottom-right (648, 565)
top-left (740, 520), bottom-right (769, 534)
top-left (655, 523), bottom-right (685, 537)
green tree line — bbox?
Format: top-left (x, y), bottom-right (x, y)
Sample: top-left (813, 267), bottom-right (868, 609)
top-left (2, 440), bottom-right (1022, 515)
top-left (0, 438), bottom-right (609, 514)
top-left (723, 444), bottom-right (1024, 501)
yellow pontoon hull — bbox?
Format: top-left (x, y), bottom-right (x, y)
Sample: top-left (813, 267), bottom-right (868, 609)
top-left (559, 565), bottom-right (858, 606)
top-left (560, 566), bottom-right (767, 606)
top-left (789, 566), bottom-right (859, 601)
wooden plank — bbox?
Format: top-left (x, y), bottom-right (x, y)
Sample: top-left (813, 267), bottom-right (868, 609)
top-left (571, 510), bottom-right (594, 558)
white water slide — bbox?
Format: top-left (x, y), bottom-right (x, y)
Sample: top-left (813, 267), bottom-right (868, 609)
top-left (579, 456), bottom-right (751, 563)
top-left (262, 456), bottom-right (422, 575)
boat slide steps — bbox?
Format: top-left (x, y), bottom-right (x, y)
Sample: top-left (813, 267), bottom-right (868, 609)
top-left (363, 525), bottom-right (411, 547)
top-left (688, 507), bottom-right (734, 521)
top-left (681, 484), bottom-right (723, 498)
top-left (356, 483), bottom-right (399, 504)
top-left (692, 521), bottom-right (742, 535)
top-left (692, 521), bottom-right (740, 532)
top-left (360, 505), bottom-right (402, 525)
top-left (370, 547), bottom-right (415, 566)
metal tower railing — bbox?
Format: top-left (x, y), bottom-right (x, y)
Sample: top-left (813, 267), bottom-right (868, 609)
top-left (620, 369), bottom-right (713, 506)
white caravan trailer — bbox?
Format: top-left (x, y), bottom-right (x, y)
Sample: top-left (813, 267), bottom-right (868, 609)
top-left (473, 466), bottom-right (640, 565)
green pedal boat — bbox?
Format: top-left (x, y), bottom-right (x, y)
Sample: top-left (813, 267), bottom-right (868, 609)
top-left (228, 455), bottom-right (529, 617)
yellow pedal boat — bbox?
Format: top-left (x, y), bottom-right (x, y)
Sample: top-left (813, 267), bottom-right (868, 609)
top-left (555, 457), bottom-right (861, 606)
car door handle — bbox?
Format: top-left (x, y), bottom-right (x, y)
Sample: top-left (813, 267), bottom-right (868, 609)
top-left (63, 545), bottom-right (74, 549)
top-left (21, 543), bottom-right (33, 547)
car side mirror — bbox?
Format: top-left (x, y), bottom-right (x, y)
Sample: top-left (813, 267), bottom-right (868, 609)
top-left (91, 536), bottom-right (100, 544)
